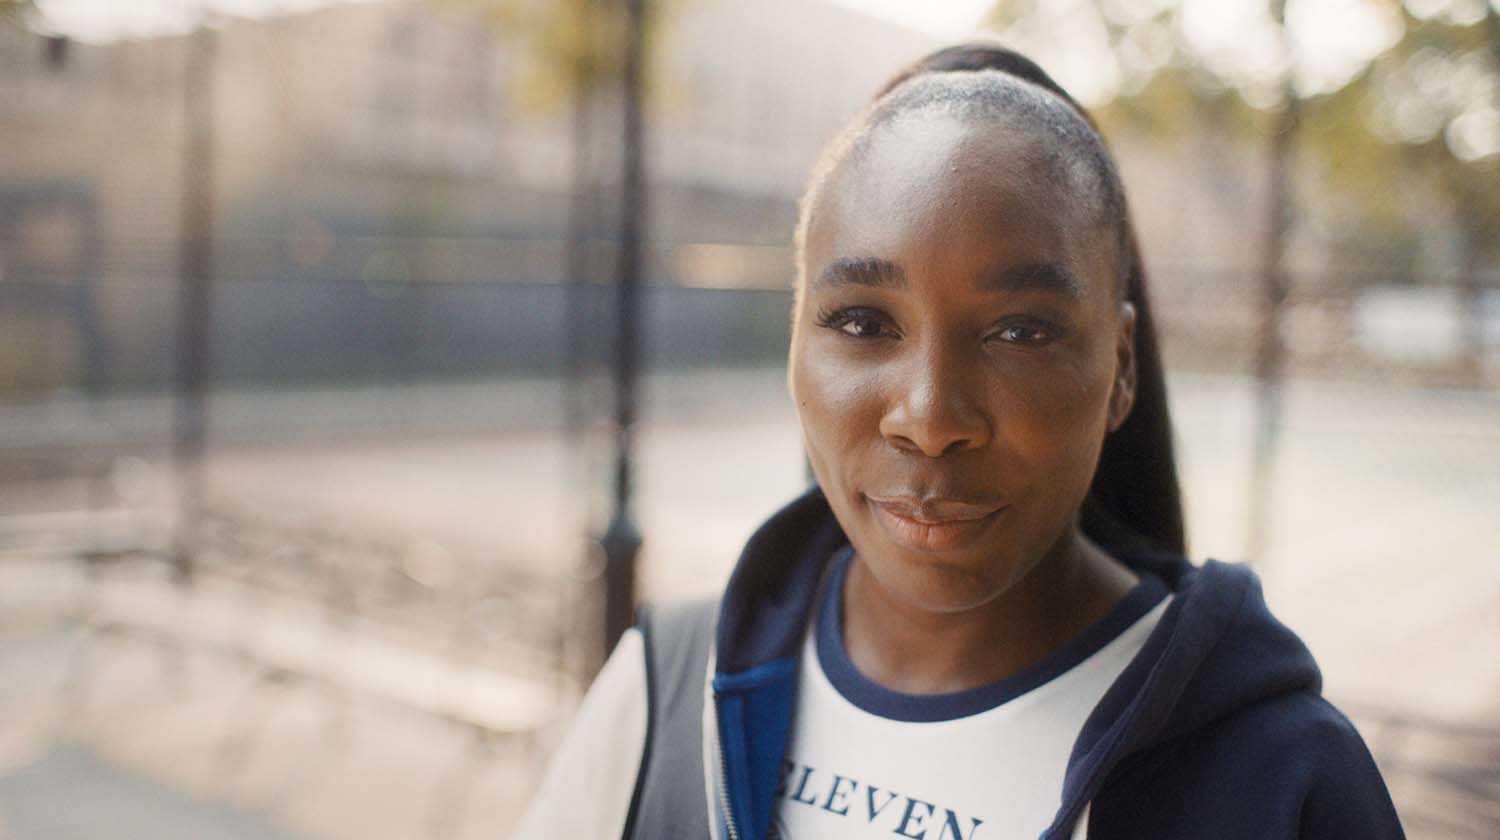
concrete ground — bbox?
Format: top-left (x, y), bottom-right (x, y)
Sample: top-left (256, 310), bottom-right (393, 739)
top-left (1, 367), bottom-right (1497, 838)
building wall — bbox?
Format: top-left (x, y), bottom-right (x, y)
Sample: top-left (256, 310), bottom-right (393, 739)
top-left (0, 0), bottom-right (938, 392)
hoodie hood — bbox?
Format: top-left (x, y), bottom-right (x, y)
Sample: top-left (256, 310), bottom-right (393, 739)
top-left (711, 487), bottom-right (1323, 840)
top-left (1042, 551), bottom-right (1321, 837)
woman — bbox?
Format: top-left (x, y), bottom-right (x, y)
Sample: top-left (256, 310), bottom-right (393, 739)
top-left (516, 44), bottom-right (1404, 840)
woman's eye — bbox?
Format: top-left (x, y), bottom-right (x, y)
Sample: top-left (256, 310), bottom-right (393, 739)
top-left (988, 320), bottom-right (1059, 346)
top-left (816, 307), bottom-right (896, 339)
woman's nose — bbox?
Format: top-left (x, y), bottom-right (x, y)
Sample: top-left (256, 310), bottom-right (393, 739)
top-left (878, 346), bottom-right (991, 458)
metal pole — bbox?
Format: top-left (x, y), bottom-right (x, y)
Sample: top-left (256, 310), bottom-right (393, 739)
top-left (173, 22), bottom-right (217, 582)
top-left (1246, 0), bottom-right (1297, 567)
top-left (1457, 209), bottom-right (1483, 386)
top-left (1460, 6), bottom-right (1500, 387)
top-left (599, 0), bottom-right (647, 658)
top-left (565, 0), bottom-right (598, 436)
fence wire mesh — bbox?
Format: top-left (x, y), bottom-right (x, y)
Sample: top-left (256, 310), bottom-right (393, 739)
top-left (2, 0), bottom-right (1499, 837)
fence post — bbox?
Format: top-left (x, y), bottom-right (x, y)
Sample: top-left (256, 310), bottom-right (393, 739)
top-left (173, 21), bottom-right (217, 583)
top-left (599, 0), bottom-right (648, 660)
top-left (1247, 0), bottom-right (1298, 567)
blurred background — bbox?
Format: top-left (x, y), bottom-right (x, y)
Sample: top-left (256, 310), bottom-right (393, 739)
top-left (0, 0), bottom-right (1496, 837)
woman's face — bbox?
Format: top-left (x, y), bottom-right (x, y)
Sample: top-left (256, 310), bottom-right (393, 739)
top-left (790, 112), bottom-right (1136, 614)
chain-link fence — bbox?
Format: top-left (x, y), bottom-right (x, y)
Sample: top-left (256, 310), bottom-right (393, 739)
top-left (2, 1), bottom-right (1498, 838)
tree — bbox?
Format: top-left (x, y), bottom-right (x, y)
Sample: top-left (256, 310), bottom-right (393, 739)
top-left (983, 0), bottom-right (1499, 273)
top-left (435, 0), bottom-right (686, 113)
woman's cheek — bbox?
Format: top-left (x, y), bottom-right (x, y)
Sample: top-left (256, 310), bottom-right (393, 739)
top-left (792, 346), bottom-right (879, 472)
top-left (994, 353), bottom-right (1111, 466)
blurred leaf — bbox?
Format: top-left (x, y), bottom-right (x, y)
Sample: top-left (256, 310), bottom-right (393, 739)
top-left (1, 0), bottom-right (34, 26)
top-left (433, 0), bottom-right (686, 115)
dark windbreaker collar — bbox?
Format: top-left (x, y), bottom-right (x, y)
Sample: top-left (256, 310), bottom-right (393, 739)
top-left (711, 489), bottom-right (845, 840)
top-left (714, 487), bottom-right (846, 675)
top-left (1042, 559), bottom-right (1320, 837)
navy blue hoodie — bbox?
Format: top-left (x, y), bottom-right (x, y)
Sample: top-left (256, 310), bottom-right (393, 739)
top-left (709, 488), bottom-right (1405, 839)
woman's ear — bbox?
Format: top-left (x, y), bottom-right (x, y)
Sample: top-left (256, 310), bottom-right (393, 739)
top-left (1107, 301), bottom-right (1137, 433)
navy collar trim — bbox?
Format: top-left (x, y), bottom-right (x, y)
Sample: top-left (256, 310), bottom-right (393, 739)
top-left (815, 547), bottom-right (1170, 723)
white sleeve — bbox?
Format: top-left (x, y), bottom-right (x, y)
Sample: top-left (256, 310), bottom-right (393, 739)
top-left (510, 628), bottom-right (648, 840)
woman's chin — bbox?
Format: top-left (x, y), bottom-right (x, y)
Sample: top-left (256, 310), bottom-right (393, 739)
top-left (859, 551), bottom-right (1019, 616)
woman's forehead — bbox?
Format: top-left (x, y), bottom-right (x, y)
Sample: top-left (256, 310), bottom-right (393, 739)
top-left (807, 112), bottom-right (1102, 273)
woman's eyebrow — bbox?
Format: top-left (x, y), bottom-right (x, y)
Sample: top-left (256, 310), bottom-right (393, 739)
top-left (813, 258), bottom-right (1082, 298)
top-left (979, 262), bottom-right (1083, 298)
top-left (814, 256), bottom-right (907, 290)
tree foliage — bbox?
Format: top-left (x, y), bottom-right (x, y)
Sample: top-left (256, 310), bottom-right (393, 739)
top-left (984, 0), bottom-right (1500, 267)
top-left (433, 0), bottom-right (684, 115)
top-left (1, 0), bottom-right (34, 27)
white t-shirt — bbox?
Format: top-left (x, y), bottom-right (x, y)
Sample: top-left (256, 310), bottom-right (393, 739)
top-left (773, 551), bottom-right (1170, 840)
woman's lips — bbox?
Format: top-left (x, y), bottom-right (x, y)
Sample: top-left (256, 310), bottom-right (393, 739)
top-left (865, 495), bottom-right (1007, 553)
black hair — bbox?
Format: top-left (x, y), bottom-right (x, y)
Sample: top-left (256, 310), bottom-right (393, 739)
top-left (796, 42), bottom-right (1186, 558)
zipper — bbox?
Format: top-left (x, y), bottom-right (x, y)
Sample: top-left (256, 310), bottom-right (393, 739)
top-left (714, 714), bottom-right (741, 840)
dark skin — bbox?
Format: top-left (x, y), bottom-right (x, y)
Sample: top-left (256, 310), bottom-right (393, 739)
top-left (790, 110), bottom-right (1140, 695)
